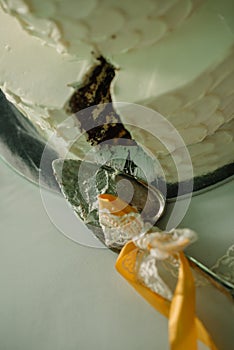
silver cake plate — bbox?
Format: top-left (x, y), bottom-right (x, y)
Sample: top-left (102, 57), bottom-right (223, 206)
top-left (0, 90), bottom-right (233, 198)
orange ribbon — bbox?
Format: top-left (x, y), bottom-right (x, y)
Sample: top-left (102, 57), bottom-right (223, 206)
top-left (98, 194), bottom-right (218, 350)
top-left (116, 242), bottom-right (218, 350)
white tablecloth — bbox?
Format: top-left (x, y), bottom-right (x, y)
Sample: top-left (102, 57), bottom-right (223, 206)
top-left (0, 159), bottom-right (233, 350)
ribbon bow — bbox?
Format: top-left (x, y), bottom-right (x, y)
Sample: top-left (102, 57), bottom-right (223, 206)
top-left (98, 194), bottom-right (218, 350)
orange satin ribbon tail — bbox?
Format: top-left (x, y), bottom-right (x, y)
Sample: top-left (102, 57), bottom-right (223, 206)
top-left (169, 251), bottom-right (197, 350)
top-left (116, 241), bottom-right (218, 350)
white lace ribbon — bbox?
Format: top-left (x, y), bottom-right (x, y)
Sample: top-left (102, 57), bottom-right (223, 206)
top-left (134, 228), bottom-right (197, 300)
top-left (211, 244), bottom-right (234, 285)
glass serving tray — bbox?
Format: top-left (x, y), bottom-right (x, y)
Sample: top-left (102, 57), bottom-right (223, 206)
top-left (0, 89), bottom-right (233, 297)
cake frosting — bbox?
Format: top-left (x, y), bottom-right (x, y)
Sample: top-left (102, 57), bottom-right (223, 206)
top-left (0, 0), bottom-right (233, 184)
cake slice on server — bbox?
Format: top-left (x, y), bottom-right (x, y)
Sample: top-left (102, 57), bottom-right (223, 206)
top-left (0, 0), bottom-right (233, 195)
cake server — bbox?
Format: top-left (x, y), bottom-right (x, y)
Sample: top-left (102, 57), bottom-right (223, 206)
top-left (51, 158), bottom-right (234, 298)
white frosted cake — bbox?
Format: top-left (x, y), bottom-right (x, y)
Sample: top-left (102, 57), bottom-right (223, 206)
top-left (0, 0), bottom-right (233, 188)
